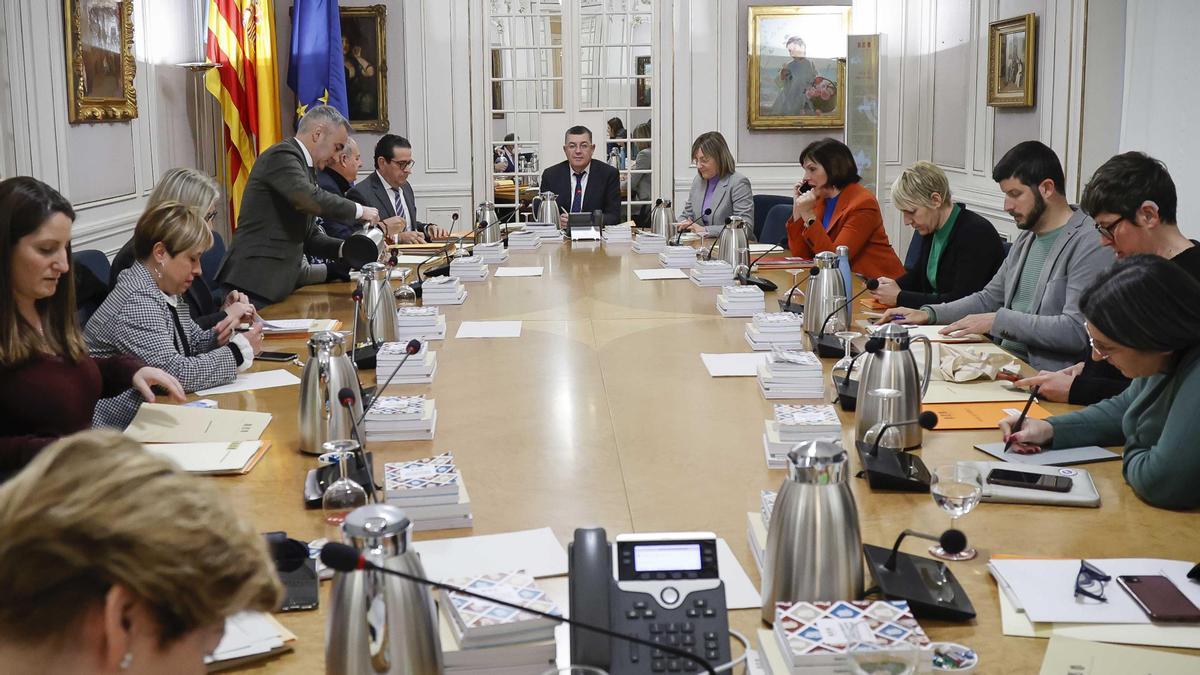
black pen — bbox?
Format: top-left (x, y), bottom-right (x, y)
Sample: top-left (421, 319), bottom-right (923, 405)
top-left (1003, 385), bottom-right (1041, 453)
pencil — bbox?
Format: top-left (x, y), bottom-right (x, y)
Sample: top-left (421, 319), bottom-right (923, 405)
top-left (1003, 385), bottom-right (1041, 454)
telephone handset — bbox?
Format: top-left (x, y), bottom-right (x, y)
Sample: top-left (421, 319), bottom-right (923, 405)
top-left (568, 527), bottom-right (731, 674)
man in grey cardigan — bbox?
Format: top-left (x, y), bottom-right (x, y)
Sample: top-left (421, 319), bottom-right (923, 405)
top-left (884, 141), bottom-right (1114, 371)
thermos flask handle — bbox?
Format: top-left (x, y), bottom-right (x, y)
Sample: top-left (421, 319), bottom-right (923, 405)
top-left (912, 334), bottom-right (932, 397)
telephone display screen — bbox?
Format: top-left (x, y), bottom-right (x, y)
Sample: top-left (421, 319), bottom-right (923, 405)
top-left (633, 543), bottom-right (702, 572)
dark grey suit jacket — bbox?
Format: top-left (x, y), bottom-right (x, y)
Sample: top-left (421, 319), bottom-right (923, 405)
top-left (539, 159), bottom-right (622, 225)
top-left (216, 138), bottom-right (358, 303)
top-left (345, 172), bottom-right (429, 234)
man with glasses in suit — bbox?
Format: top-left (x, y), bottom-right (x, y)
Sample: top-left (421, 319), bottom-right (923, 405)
top-left (346, 134), bottom-right (449, 244)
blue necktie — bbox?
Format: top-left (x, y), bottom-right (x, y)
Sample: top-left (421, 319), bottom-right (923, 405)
top-left (571, 172), bottom-right (584, 213)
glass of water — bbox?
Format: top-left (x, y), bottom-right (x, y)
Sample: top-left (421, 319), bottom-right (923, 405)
top-left (394, 268), bottom-right (417, 309)
top-left (929, 464), bottom-right (982, 561)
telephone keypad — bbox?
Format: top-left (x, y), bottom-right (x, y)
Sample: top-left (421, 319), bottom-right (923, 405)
top-left (612, 589), bottom-right (730, 675)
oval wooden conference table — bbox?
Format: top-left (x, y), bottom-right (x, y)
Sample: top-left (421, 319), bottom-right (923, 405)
top-left (213, 240), bottom-right (1193, 674)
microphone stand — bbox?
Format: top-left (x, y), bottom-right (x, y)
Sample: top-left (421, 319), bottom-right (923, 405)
top-left (321, 543), bottom-right (719, 675)
top-left (812, 279), bottom-right (879, 358)
top-left (338, 393), bottom-right (379, 505)
top-left (779, 267), bottom-right (818, 313)
top-left (356, 339), bottom-right (423, 428)
top-left (674, 208), bottom-right (711, 246)
top-left (704, 217), bottom-right (732, 261)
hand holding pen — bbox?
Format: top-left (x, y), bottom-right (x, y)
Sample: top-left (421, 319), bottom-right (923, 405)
top-left (998, 385), bottom-right (1054, 454)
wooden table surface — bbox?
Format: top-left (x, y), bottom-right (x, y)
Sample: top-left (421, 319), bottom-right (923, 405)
top-left (214, 241), bottom-right (1196, 674)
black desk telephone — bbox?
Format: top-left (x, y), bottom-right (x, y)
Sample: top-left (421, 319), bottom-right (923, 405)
top-left (568, 528), bottom-right (731, 673)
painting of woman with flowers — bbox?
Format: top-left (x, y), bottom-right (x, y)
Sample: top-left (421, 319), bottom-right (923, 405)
top-left (748, 6), bottom-right (848, 129)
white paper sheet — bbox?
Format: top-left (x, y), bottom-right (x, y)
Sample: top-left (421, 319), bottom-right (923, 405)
top-left (701, 353), bottom-right (770, 377)
top-left (413, 527), bottom-right (568, 581)
top-left (455, 321), bottom-right (523, 338)
top-left (923, 380), bottom-right (1031, 404)
top-left (495, 266), bottom-right (545, 277)
top-left (1039, 635), bottom-right (1200, 674)
top-left (998, 589), bottom-right (1200, 649)
top-left (716, 538), bottom-right (762, 610)
top-left (206, 612), bottom-right (286, 663)
top-left (195, 369), bottom-right (300, 396)
top-left (635, 268), bottom-right (689, 280)
top-left (143, 441), bottom-right (262, 473)
top-left (974, 442), bottom-right (1120, 466)
top-left (124, 404), bottom-right (272, 442)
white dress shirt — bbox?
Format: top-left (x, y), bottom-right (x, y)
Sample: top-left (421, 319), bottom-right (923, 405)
top-left (569, 166), bottom-right (590, 213)
top-left (376, 170), bottom-right (412, 230)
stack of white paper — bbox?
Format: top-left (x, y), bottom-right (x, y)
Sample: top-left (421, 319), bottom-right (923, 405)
top-left (746, 490), bottom-right (776, 572)
top-left (364, 395), bottom-right (438, 441)
top-left (745, 312), bottom-right (806, 350)
top-left (631, 232), bottom-right (666, 253)
top-left (449, 256), bottom-right (489, 282)
top-left (421, 276), bottom-right (469, 305)
top-left (472, 242), bottom-right (509, 264)
top-left (505, 230), bottom-right (543, 251)
top-left (658, 245), bottom-right (699, 269)
top-left (384, 452), bottom-right (472, 531)
top-left (717, 285), bottom-right (766, 317)
top-left (396, 306), bottom-right (447, 341)
top-left (438, 600), bottom-right (556, 674)
top-left (524, 223), bottom-right (564, 243)
top-left (690, 259), bottom-right (735, 287)
top-left (376, 341), bottom-right (438, 385)
top-left (602, 224), bottom-right (632, 242)
top-left (761, 403), bottom-right (842, 467)
top-left (757, 348), bottom-right (825, 400)
top-left (204, 612), bottom-right (292, 668)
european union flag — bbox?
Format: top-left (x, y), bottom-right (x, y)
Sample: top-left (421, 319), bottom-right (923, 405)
top-left (287, 0), bottom-right (349, 122)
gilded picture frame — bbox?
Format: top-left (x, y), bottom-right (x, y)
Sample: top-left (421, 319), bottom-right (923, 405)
top-left (747, 5), bottom-right (849, 130)
top-left (64, 0), bottom-right (138, 123)
top-left (340, 4), bottom-right (389, 132)
top-left (987, 13), bottom-right (1037, 108)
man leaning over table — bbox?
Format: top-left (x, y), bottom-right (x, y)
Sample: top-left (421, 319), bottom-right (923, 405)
top-left (346, 134), bottom-right (449, 245)
top-left (881, 141), bottom-right (1114, 372)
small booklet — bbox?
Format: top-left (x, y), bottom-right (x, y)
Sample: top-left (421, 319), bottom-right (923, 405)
top-left (974, 442), bottom-right (1120, 466)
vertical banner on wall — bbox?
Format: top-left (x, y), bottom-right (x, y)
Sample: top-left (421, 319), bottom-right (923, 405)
top-left (845, 35), bottom-right (881, 195)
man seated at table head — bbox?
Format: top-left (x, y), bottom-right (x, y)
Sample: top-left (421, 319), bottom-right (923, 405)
top-left (494, 133), bottom-right (517, 173)
top-left (881, 140), bottom-right (1114, 372)
top-left (346, 134), bottom-right (449, 244)
top-left (539, 125), bottom-right (621, 228)
top-left (314, 136), bottom-right (361, 239)
top-left (1014, 151), bottom-right (1200, 404)
top-left (216, 104), bottom-right (383, 308)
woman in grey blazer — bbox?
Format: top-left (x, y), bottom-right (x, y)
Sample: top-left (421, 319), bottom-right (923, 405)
top-left (678, 131), bottom-right (755, 239)
top-left (86, 202), bottom-right (265, 428)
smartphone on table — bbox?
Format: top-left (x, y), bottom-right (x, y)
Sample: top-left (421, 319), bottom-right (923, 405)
top-left (257, 351), bottom-right (298, 362)
top-left (1117, 575), bottom-right (1200, 622)
top-left (985, 468), bottom-right (1072, 492)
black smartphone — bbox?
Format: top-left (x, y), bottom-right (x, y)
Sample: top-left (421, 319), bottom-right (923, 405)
top-left (986, 468), bottom-right (1072, 492)
top-left (266, 533), bottom-right (319, 612)
top-left (1117, 575), bottom-right (1200, 622)
top-left (257, 351), bottom-right (297, 362)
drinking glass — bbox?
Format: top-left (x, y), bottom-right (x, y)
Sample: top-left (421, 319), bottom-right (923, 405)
top-left (321, 440), bottom-right (368, 544)
top-left (394, 268), bottom-right (417, 308)
top-left (783, 269), bottom-right (807, 311)
top-left (847, 642), bottom-right (920, 675)
top-left (832, 330), bottom-right (861, 374)
top-left (929, 464), bottom-right (983, 561)
top-left (824, 296), bottom-right (848, 334)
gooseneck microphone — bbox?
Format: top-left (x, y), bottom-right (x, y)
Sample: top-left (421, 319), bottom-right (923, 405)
top-left (782, 266), bottom-right (818, 312)
top-left (320, 543), bottom-right (718, 675)
top-left (868, 411), bottom-right (939, 456)
top-left (674, 208), bottom-right (711, 246)
top-left (354, 338), bottom-right (423, 428)
top-left (839, 335), bottom-right (884, 390)
top-left (883, 529), bottom-right (967, 570)
top-left (336, 387), bottom-right (378, 504)
top-left (817, 278), bottom-right (880, 339)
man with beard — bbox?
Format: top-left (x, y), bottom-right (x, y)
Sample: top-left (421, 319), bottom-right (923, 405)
top-left (881, 141), bottom-right (1113, 371)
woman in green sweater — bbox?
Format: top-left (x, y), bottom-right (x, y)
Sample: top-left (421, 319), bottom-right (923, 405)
top-left (1000, 255), bottom-right (1200, 509)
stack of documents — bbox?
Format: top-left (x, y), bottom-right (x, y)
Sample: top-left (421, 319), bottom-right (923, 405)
top-left (472, 242), bottom-right (509, 264)
top-left (746, 490), bottom-right (776, 572)
top-left (260, 318), bottom-right (340, 337)
top-left (421, 276), bottom-right (468, 305)
top-left (449, 256), bottom-right (489, 282)
top-left (438, 573), bottom-right (558, 673)
top-left (376, 341), bottom-right (438, 385)
top-left (204, 612), bottom-right (294, 669)
top-left (395, 306), bottom-right (447, 341)
top-left (717, 285), bottom-right (766, 317)
top-left (762, 601), bottom-right (933, 672)
top-left (143, 441), bottom-right (270, 475)
top-left (364, 395), bottom-right (437, 441)
top-left (745, 312), bottom-right (806, 350)
top-left (658, 245), bottom-right (699, 268)
top-left (383, 452), bottom-right (471, 531)
top-left (690, 259), bottom-right (735, 287)
top-left (524, 223), bottom-right (564, 243)
top-left (758, 348), bottom-right (825, 399)
top-left (506, 230), bottom-right (542, 251)
top-left (762, 403), bottom-right (842, 467)
top-left (632, 232), bottom-right (666, 253)
top-left (602, 224), bottom-right (632, 242)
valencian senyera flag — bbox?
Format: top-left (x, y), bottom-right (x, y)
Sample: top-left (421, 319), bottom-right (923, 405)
top-left (287, 0), bottom-right (350, 123)
top-left (204, 0), bottom-right (282, 227)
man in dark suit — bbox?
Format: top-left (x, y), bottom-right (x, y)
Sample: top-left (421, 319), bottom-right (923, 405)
top-left (539, 125), bottom-right (622, 227)
top-left (346, 134), bottom-right (449, 244)
top-left (315, 136), bottom-right (362, 239)
top-left (217, 105), bottom-right (384, 307)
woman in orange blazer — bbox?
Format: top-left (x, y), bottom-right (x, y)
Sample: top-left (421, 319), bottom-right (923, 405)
top-left (786, 138), bottom-right (905, 280)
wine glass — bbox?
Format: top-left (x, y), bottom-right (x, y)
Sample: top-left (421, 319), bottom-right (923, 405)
top-left (394, 268), bottom-right (417, 308)
top-left (320, 440), bottom-right (368, 545)
top-left (824, 295), bottom-right (848, 334)
top-left (832, 330), bottom-right (861, 374)
top-left (783, 269), bottom-right (807, 311)
top-left (929, 464), bottom-right (983, 561)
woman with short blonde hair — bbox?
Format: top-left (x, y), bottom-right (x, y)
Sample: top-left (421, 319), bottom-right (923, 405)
top-left (869, 160), bottom-right (1005, 308)
top-left (86, 201), bottom-right (264, 429)
top-left (0, 430), bottom-right (281, 672)
top-left (678, 131), bottom-right (755, 238)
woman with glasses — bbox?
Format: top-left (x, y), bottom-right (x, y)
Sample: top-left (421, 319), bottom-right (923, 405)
top-left (108, 168), bottom-right (255, 331)
top-left (86, 202), bottom-right (264, 429)
top-left (1000, 255), bottom-right (1200, 509)
top-left (676, 131), bottom-right (755, 239)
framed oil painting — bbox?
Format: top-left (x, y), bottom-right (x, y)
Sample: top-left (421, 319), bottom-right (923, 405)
top-left (987, 13), bottom-right (1036, 107)
top-left (64, 0), bottom-right (138, 123)
top-left (340, 5), bottom-right (389, 131)
top-left (747, 5), bottom-right (849, 130)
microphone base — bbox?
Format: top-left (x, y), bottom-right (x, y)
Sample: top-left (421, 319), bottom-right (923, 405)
top-left (809, 332), bottom-right (847, 358)
top-left (855, 441), bottom-right (931, 492)
top-left (776, 299), bottom-right (803, 315)
top-left (303, 451), bottom-right (376, 508)
top-left (834, 376), bottom-right (858, 412)
top-left (422, 263), bottom-right (451, 278)
top-left (740, 275), bottom-right (777, 292)
top-left (863, 544), bottom-right (976, 621)
top-left (352, 344), bottom-right (379, 370)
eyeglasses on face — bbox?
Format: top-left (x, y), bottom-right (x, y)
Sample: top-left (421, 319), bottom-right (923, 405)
top-left (1085, 322), bottom-right (1113, 361)
top-left (1074, 559), bottom-right (1111, 602)
top-left (1093, 216), bottom-right (1126, 240)
top-left (387, 158), bottom-right (416, 170)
